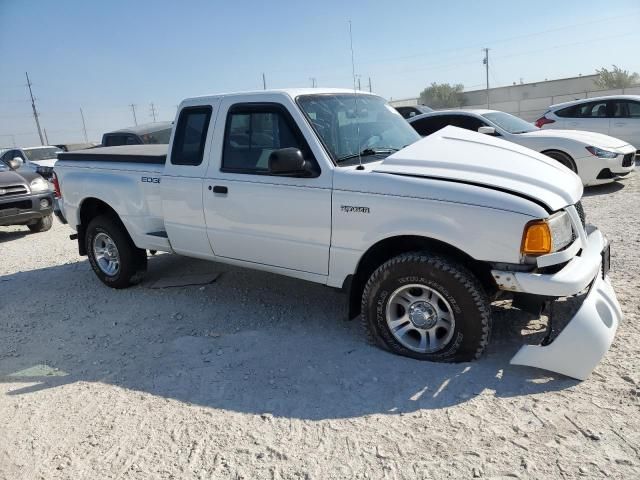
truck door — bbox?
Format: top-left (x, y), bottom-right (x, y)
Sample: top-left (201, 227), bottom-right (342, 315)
top-left (162, 101), bottom-right (219, 259)
top-left (203, 99), bottom-right (332, 275)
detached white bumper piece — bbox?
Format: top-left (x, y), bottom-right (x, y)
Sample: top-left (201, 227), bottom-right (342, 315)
top-left (492, 227), bottom-right (623, 380)
top-left (510, 274), bottom-right (621, 380)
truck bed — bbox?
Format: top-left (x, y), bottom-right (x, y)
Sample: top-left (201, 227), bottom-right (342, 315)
top-left (57, 144), bottom-right (167, 164)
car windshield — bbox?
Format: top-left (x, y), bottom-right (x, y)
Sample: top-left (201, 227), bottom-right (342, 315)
top-left (24, 147), bottom-right (63, 161)
top-left (140, 127), bottom-right (172, 144)
top-left (297, 94), bottom-right (420, 165)
top-left (482, 112), bottom-right (538, 134)
top-left (0, 160), bottom-right (8, 172)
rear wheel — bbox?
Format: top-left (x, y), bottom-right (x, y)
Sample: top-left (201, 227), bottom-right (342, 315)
top-left (86, 215), bottom-right (147, 289)
top-left (27, 214), bottom-right (53, 233)
top-left (544, 150), bottom-right (577, 173)
top-left (361, 252), bottom-right (491, 362)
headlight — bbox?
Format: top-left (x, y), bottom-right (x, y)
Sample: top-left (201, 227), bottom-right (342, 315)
top-left (586, 146), bottom-right (618, 159)
top-left (521, 211), bottom-right (573, 256)
top-left (29, 177), bottom-right (50, 193)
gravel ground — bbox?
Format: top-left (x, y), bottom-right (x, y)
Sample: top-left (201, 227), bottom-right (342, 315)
top-left (1, 171), bottom-right (639, 480)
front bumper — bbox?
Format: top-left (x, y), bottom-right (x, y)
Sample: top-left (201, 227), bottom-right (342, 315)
top-left (492, 227), bottom-right (622, 380)
top-left (0, 192), bottom-right (54, 226)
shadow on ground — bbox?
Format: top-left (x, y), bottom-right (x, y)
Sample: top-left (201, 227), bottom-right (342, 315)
top-left (583, 181), bottom-right (626, 197)
top-left (0, 254), bottom-right (576, 420)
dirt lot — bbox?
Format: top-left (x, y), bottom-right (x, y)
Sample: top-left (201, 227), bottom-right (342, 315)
top-left (1, 171), bottom-right (639, 480)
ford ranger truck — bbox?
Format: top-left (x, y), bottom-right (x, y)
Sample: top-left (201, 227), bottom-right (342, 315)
top-left (53, 88), bottom-right (622, 380)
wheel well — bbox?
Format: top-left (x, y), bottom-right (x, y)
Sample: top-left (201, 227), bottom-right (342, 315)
top-left (346, 235), bottom-right (496, 319)
top-left (77, 198), bottom-right (121, 255)
top-left (541, 149), bottom-right (577, 172)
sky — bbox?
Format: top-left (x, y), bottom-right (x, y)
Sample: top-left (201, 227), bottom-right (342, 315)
top-left (1, 0), bottom-right (639, 146)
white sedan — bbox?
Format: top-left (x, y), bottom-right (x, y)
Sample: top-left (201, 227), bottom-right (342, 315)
top-left (535, 95), bottom-right (640, 150)
top-left (408, 109), bottom-right (636, 186)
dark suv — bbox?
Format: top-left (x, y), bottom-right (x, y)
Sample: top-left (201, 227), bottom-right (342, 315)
top-left (0, 158), bottom-right (54, 233)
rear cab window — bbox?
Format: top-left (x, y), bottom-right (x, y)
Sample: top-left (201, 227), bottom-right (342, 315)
top-left (170, 106), bottom-right (213, 166)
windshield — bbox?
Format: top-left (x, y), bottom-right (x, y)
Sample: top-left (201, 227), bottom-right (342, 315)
top-left (297, 94), bottom-right (420, 165)
top-left (24, 147), bottom-right (63, 161)
top-left (140, 127), bottom-right (172, 144)
top-left (482, 112), bottom-right (538, 134)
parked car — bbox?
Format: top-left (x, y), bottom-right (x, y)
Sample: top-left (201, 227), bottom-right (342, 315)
top-left (394, 105), bottom-right (433, 119)
top-left (408, 109), bottom-right (636, 186)
top-left (0, 156), bottom-right (54, 232)
top-left (54, 88), bottom-right (621, 380)
top-left (101, 122), bottom-right (172, 147)
top-left (535, 95), bottom-right (640, 152)
top-left (0, 147), bottom-right (52, 178)
top-left (22, 145), bottom-right (64, 179)
top-left (55, 143), bottom-right (99, 152)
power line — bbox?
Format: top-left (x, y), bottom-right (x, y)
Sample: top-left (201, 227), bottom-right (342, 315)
top-left (129, 104), bottom-right (138, 125)
top-left (25, 72), bottom-right (45, 146)
top-left (482, 48), bottom-right (490, 108)
top-left (149, 103), bottom-right (158, 122)
top-left (79, 108), bottom-right (88, 143)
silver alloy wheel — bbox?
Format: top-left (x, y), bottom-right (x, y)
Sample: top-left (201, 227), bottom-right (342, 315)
top-left (385, 283), bottom-right (456, 353)
top-left (93, 232), bottom-right (120, 276)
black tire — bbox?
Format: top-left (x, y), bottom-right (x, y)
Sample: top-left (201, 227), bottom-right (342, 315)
top-left (27, 214), bottom-right (53, 233)
top-left (544, 150), bottom-right (577, 173)
top-left (86, 215), bottom-right (147, 289)
top-left (361, 252), bottom-right (491, 362)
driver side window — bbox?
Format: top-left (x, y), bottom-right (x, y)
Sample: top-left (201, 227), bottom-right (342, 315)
top-left (222, 104), bottom-right (315, 174)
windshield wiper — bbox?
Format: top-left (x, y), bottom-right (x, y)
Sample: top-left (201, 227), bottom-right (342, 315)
top-left (336, 147), bottom-right (399, 163)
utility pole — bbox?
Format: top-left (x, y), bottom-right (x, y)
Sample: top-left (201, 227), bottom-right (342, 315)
top-left (129, 103), bottom-right (138, 125)
top-left (482, 48), bottom-right (490, 108)
top-left (79, 108), bottom-right (88, 143)
top-left (309, 77), bottom-right (317, 88)
top-left (368, 77), bottom-right (372, 93)
top-left (25, 72), bottom-right (45, 145)
top-left (357, 77), bottom-right (362, 91)
top-left (44, 128), bottom-right (49, 144)
top-left (150, 103), bottom-right (158, 122)
top-left (262, 73), bottom-right (267, 90)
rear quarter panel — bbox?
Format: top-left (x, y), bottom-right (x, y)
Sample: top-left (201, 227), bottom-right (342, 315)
top-left (56, 161), bottom-right (165, 248)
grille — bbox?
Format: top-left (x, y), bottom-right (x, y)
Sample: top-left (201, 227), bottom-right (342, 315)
top-left (622, 153), bottom-right (634, 167)
top-left (575, 201), bottom-right (586, 227)
top-left (0, 199), bottom-right (31, 214)
top-left (0, 185), bottom-right (28, 197)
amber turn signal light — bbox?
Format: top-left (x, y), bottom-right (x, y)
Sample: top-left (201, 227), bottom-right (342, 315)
top-left (521, 220), bottom-right (552, 255)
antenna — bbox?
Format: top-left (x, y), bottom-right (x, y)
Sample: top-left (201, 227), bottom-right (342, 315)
top-left (349, 20), bottom-right (363, 170)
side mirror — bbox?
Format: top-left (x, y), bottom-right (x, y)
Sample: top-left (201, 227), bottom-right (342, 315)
top-left (478, 126), bottom-right (496, 135)
top-left (7, 158), bottom-right (22, 170)
top-left (268, 148), bottom-right (314, 177)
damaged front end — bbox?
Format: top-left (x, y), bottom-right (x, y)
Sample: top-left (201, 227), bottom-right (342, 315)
top-left (492, 208), bottom-right (623, 380)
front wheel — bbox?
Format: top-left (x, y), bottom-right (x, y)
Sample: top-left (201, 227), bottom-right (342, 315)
top-left (27, 214), bottom-right (53, 233)
top-left (86, 215), bottom-right (147, 289)
top-left (361, 252), bottom-right (491, 362)
top-left (544, 150), bottom-right (577, 173)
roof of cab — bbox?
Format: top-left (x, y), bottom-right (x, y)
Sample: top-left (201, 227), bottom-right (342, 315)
top-left (180, 88), bottom-right (377, 105)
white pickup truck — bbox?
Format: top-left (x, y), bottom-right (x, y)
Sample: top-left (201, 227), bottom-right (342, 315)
top-left (54, 88), bottom-right (622, 380)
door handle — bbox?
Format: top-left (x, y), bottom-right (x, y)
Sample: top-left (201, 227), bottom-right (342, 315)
top-left (212, 185), bottom-right (228, 194)
top-left (614, 122), bottom-right (626, 127)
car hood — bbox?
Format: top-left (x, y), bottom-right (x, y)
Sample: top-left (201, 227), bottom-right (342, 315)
top-left (518, 129), bottom-right (630, 149)
top-left (0, 169), bottom-right (28, 187)
top-left (374, 126), bottom-right (583, 211)
top-left (29, 158), bottom-right (57, 168)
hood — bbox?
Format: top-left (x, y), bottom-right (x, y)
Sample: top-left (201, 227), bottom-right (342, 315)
top-left (519, 129), bottom-right (630, 149)
top-left (375, 126), bottom-right (583, 211)
top-left (29, 158), bottom-right (57, 168)
top-left (0, 169), bottom-right (29, 188)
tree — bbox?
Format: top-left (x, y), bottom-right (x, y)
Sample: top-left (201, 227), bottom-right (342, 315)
top-left (594, 65), bottom-right (639, 89)
top-left (418, 82), bottom-right (465, 108)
